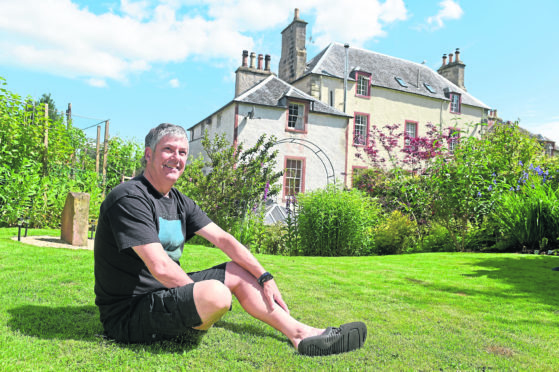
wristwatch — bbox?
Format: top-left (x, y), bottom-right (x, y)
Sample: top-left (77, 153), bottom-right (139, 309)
top-left (257, 272), bottom-right (274, 287)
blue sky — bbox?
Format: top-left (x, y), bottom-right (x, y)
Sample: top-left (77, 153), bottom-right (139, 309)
top-left (1, 0), bottom-right (557, 145)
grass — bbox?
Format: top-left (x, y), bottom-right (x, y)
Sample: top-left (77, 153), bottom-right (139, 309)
top-left (1, 227), bottom-right (558, 371)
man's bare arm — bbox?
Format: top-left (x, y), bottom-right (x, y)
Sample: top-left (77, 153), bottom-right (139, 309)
top-left (133, 243), bottom-right (193, 288)
top-left (196, 222), bottom-right (289, 313)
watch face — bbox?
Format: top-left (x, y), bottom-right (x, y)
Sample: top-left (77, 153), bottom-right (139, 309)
top-left (259, 272), bottom-right (273, 285)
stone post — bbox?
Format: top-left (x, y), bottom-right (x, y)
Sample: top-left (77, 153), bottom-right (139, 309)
top-left (60, 192), bottom-right (90, 247)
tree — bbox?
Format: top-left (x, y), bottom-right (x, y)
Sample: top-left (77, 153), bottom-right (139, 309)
top-left (38, 93), bottom-right (64, 123)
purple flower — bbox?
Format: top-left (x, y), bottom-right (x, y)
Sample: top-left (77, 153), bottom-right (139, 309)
top-left (263, 181), bottom-right (269, 201)
top-left (488, 185), bottom-right (493, 191)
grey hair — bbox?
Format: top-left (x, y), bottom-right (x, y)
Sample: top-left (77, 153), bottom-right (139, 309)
top-left (141, 123), bottom-right (189, 167)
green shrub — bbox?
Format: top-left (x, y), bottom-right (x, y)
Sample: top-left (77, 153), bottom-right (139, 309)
top-left (492, 173), bottom-right (559, 250)
top-left (420, 223), bottom-right (453, 252)
top-left (258, 222), bottom-right (287, 255)
top-left (297, 185), bottom-right (382, 256)
top-left (175, 132), bottom-right (281, 236)
top-left (373, 210), bottom-right (416, 255)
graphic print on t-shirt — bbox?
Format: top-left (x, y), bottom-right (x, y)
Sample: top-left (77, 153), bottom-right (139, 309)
top-left (158, 217), bottom-right (184, 262)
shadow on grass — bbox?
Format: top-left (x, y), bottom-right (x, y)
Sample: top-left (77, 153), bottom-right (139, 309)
top-left (402, 255), bottom-right (559, 309)
top-left (214, 320), bottom-right (288, 345)
top-left (6, 304), bottom-right (207, 353)
top-left (463, 255), bottom-right (559, 307)
top-left (6, 305), bottom-right (285, 354)
top-left (7, 305), bottom-right (102, 341)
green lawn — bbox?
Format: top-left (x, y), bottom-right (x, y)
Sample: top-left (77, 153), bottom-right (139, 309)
top-left (1, 228), bottom-right (558, 371)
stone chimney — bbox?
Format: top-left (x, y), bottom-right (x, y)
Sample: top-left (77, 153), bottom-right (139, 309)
top-left (278, 8), bottom-right (308, 83)
top-left (437, 48), bottom-right (466, 91)
top-left (235, 50), bottom-right (274, 97)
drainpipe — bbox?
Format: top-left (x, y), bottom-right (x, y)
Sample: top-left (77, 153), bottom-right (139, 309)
top-left (344, 43), bottom-right (349, 113)
top-left (440, 101), bottom-right (444, 131)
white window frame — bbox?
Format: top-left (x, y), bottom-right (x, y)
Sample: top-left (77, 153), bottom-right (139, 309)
top-left (356, 72), bottom-right (371, 97)
top-left (450, 93), bottom-right (461, 114)
top-left (287, 102), bottom-right (305, 131)
top-left (353, 113), bottom-right (368, 146)
top-left (405, 121), bottom-right (418, 148)
top-left (284, 157), bottom-right (305, 197)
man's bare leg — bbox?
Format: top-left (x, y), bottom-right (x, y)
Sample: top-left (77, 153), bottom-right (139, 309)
top-left (223, 262), bottom-right (323, 349)
top-left (192, 279), bottom-right (232, 331)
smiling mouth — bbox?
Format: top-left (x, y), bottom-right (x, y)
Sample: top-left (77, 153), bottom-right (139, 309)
top-left (163, 164), bottom-right (179, 170)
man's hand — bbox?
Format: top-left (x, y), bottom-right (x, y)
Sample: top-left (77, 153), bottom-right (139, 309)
top-left (262, 279), bottom-right (289, 314)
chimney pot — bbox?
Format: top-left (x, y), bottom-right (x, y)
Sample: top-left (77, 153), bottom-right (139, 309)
top-left (250, 52), bottom-right (256, 68)
top-left (442, 54), bottom-right (447, 66)
top-left (264, 54), bottom-right (271, 71)
top-left (294, 8), bottom-right (299, 20)
top-left (448, 53), bottom-right (454, 63)
top-left (258, 54), bottom-right (263, 70)
top-left (455, 48), bottom-right (460, 62)
top-left (242, 50), bottom-right (248, 67)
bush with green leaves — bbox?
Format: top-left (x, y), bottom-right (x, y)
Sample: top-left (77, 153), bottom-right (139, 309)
top-left (0, 76), bottom-right (142, 228)
top-left (296, 185), bottom-right (383, 256)
top-left (373, 210), bottom-right (417, 255)
top-left (175, 132), bottom-right (282, 248)
top-left (491, 168), bottom-right (559, 250)
top-left (419, 222), bottom-right (453, 252)
top-left (258, 222), bottom-right (287, 255)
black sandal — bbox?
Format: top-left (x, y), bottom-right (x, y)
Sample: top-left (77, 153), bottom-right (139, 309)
top-left (298, 322), bottom-right (367, 356)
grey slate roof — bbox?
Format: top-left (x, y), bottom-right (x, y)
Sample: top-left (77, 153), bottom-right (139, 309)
top-left (234, 74), bottom-right (351, 118)
top-left (303, 42), bottom-right (490, 109)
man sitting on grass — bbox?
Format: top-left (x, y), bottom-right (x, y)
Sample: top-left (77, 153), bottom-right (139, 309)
top-left (93, 123), bottom-right (366, 356)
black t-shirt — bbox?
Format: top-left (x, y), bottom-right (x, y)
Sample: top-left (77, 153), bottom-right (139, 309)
top-left (93, 175), bottom-right (211, 327)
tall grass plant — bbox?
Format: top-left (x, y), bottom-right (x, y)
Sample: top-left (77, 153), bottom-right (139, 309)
top-left (296, 185), bottom-right (382, 256)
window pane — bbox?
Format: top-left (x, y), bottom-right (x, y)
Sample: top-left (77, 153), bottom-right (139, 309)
top-left (288, 103), bottom-right (304, 130)
top-left (284, 159), bottom-right (303, 196)
top-left (405, 122), bottom-right (417, 147)
top-left (354, 114), bottom-right (367, 145)
top-left (357, 74), bottom-right (369, 96)
top-left (450, 94), bottom-right (461, 113)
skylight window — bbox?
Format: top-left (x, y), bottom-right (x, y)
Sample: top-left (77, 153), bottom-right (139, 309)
top-left (395, 77), bottom-right (407, 87)
top-left (424, 83), bottom-right (436, 94)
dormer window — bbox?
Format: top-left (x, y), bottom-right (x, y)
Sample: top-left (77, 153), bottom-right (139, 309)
top-left (355, 72), bottom-right (371, 97)
top-left (395, 77), bottom-right (407, 87)
top-left (450, 93), bottom-right (461, 113)
top-left (286, 100), bottom-right (308, 132)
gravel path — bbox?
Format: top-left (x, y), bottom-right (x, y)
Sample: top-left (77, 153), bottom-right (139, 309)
top-left (11, 235), bottom-right (94, 250)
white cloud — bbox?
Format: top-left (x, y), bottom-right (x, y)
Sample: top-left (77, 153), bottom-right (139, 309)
top-left (169, 78), bottom-right (180, 87)
top-left (120, 0), bottom-right (151, 20)
top-left (426, 0), bottom-right (463, 30)
top-left (87, 78), bottom-right (108, 87)
top-left (302, 0), bottom-right (408, 48)
top-left (0, 0), bottom-right (408, 82)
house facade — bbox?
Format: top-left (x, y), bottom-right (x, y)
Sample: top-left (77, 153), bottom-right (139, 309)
top-left (188, 51), bottom-right (351, 202)
top-left (188, 8), bottom-right (492, 202)
top-left (279, 10), bottom-right (491, 186)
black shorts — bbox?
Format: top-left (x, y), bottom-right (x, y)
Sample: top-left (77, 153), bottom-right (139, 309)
top-left (108, 262), bottom-right (228, 343)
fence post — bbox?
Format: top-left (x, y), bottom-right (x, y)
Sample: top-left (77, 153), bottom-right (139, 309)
top-left (66, 103), bottom-right (72, 129)
top-left (43, 103), bottom-right (48, 176)
top-left (102, 120), bottom-right (109, 198)
top-left (95, 125), bottom-right (101, 174)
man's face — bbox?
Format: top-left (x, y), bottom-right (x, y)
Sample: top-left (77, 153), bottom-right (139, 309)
top-left (144, 134), bottom-right (189, 188)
